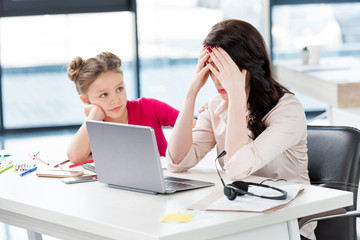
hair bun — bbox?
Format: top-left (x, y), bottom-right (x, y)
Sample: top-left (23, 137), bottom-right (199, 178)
top-left (99, 51), bottom-right (122, 68)
top-left (68, 57), bottom-right (85, 82)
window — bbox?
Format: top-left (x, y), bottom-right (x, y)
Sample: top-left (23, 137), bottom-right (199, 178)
top-left (0, 12), bottom-right (136, 129)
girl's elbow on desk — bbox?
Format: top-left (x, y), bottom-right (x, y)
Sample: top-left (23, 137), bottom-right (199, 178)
top-left (67, 152), bottom-right (86, 164)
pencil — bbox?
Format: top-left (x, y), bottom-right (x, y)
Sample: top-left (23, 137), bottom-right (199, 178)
top-left (0, 164), bottom-right (14, 174)
top-left (53, 159), bottom-right (70, 168)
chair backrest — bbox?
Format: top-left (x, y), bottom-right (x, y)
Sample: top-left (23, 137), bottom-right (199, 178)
top-left (307, 125), bottom-right (360, 240)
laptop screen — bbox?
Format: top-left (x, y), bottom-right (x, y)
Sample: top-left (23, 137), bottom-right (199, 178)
top-left (86, 120), bottom-right (166, 193)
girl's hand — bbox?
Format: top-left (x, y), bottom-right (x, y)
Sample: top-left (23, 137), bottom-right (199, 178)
top-left (84, 104), bottom-right (105, 121)
top-left (207, 47), bottom-right (247, 95)
top-left (198, 102), bottom-right (208, 114)
top-left (188, 46), bottom-right (211, 95)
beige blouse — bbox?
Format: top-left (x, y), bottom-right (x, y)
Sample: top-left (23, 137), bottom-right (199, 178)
top-left (166, 93), bottom-right (316, 240)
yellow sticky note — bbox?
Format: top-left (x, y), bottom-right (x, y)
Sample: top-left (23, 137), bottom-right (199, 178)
top-left (161, 213), bottom-right (194, 223)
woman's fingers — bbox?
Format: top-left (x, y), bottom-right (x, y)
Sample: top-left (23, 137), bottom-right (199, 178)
top-left (216, 47), bottom-right (237, 67)
top-left (198, 63), bottom-right (210, 77)
top-left (211, 47), bottom-right (230, 67)
top-left (207, 48), bottom-right (224, 71)
top-left (199, 52), bottom-right (210, 65)
top-left (209, 47), bottom-right (239, 71)
top-left (206, 61), bottom-right (220, 78)
top-left (196, 48), bottom-right (210, 72)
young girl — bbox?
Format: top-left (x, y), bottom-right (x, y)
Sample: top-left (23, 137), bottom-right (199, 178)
top-left (67, 52), bottom-right (179, 163)
top-left (166, 20), bottom-right (315, 240)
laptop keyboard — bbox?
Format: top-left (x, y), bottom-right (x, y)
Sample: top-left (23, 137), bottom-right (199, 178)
top-left (165, 180), bottom-right (193, 191)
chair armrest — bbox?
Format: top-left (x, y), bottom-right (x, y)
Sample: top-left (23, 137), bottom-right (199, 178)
top-left (299, 208), bottom-right (360, 229)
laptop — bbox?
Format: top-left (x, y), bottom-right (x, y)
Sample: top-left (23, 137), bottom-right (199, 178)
top-left (86, 120), bottom-right (214, 194)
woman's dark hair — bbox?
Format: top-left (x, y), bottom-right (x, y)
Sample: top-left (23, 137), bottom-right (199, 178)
top-left (204, 19), bottom-right (291, 139)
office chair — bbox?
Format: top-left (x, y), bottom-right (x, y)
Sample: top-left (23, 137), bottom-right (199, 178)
top-left (299, 126), bottom-right (360, 240)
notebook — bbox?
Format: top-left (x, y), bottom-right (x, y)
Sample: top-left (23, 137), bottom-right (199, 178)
top-left (86, 120), bottom-right (214, 194)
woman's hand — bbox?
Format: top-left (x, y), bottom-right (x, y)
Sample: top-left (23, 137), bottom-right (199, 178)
top-left (187, 46), bottom-right (211, 96)
top-left (206, 47), bottom-right (247, 96)
top-left (84, 104), bottom-right (105, 121)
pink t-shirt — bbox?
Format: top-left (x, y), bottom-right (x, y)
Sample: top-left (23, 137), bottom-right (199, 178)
top-left (127, 97), bottom-right (179, 156)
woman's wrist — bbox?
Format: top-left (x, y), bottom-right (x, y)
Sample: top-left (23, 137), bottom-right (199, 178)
top-left (185, 87), bottom-right (199, 100)
top-left (228, 87), bottom-right (246, 101)
top-left (226, 80), bottom-right (244, 96)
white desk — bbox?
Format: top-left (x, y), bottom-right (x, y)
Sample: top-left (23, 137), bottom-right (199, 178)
top-left (0, 163), bottom-right (353, 240)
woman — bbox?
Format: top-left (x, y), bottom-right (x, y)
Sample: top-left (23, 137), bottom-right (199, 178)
top-left (67, 52), bottom-right (179, 163)
top-left (166, 20), bottom-right (315, 240)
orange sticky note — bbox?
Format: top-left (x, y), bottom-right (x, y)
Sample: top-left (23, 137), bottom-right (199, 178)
top-left (161, 213), bottom-right (194, 223)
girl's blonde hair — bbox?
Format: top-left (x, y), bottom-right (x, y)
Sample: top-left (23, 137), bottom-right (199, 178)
top-left (68, 52), bottom-right (122, 94)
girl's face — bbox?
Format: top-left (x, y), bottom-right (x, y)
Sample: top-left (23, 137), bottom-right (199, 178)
top-left (84, 71), bottom-right (127, 122)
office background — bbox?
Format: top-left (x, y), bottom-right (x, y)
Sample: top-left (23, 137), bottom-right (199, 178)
top-left (0, 0), bottom-right (359, 239)
top-left (0, 0), bottom-right (359, 132)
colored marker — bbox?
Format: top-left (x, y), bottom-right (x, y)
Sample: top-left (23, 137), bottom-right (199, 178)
top-left (69, 160), bottom-right (94, 168)
top-left (20, 166), bottom-right (37, 177)
top-left (0, 164), bottom-right (14, 174)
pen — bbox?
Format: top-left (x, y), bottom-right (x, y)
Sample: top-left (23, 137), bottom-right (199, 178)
top-left (69, 160), bottom-right (94, 168)
top-left (34, 156), bottom-right (49, 165)
top-left (20, 166), bottom-right (37, 177)
top-left (54, 159), bottom-right (70, 168)
top-left (32, 152), bottom-right (50, 165)
top-left (0, 159), bottom-right (13, 168)
top-left (0, 164), bottom-right (13, 174)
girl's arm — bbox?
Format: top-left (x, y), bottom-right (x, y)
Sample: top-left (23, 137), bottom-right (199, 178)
top-left (67, 104), bottom-right (105, 163)
top-left (167, 47), bottom-right (210, 164)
